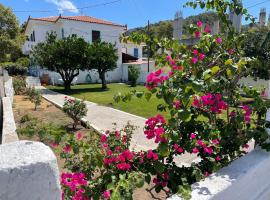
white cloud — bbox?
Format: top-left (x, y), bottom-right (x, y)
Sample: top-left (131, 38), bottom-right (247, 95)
top-left (45, 0), bottom-right (79, 14)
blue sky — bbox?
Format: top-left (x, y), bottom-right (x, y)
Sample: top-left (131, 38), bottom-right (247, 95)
top-left (1, 0), bottom-right (270, 28)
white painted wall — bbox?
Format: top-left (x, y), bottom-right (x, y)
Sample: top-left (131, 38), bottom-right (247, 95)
top-left (0, 141), bottom-right (61, 200)
top-left (121, 42), bottom-right (144, 58)
top-left (239, 77), bottom-right (270, 98)
top-left (2, 97), bottom-right (18, 144)
top-left (122, 61), bottom-right (155, 84)
top-left (168, 147), bottom-right (270, 200)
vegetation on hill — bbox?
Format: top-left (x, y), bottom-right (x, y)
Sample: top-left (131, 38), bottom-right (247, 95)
top-left (126, 12), bottom-right (218, 39)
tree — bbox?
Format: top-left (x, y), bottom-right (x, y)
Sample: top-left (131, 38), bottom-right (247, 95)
top-left (243, 28), bottom-right (270, 80)
top-left (0, 3), bottom-right (25, 63)
top-left (33, 34), bottom-right (88, 90)
top-left (86, 41), bottom-right (118, 89)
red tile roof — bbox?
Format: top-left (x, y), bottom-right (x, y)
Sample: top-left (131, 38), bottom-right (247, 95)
top-left (30, 15), bottom-right (126, 28)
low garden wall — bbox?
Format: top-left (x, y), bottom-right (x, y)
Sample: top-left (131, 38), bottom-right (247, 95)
top-left (168, 147), bottom-right (270, 200)
top-left (2, 97), bottom-right (18, 144)
top-left (0, 141), bottom-right (61, 200)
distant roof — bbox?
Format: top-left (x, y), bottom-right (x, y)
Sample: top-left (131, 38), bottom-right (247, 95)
top-left (29, 15), bottom-right (126, 28)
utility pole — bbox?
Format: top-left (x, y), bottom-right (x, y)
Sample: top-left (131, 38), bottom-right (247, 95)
top-left (147, 20), bottom-right (150, 72)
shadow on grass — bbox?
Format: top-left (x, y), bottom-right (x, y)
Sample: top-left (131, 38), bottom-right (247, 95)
top-left (50, 87), bottom-right (110, 95)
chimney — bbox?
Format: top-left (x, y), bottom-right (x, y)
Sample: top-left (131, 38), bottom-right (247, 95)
top-left (173, 10), bottom-right (183, 42)
top-left (259, 8), bottom-right (266, 28)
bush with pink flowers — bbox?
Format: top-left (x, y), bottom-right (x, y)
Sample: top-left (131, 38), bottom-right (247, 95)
top-left (59, 1), bottom-right (270, 199)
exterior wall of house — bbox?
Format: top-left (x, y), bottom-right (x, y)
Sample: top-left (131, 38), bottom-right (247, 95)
top-left (24, 18), bottom-right (127, 83)
top-left (121, 42), bottom-right (144, 58)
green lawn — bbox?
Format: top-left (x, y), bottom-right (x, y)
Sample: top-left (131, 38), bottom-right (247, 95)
top-left (47, 83), bottom-right (169, 119)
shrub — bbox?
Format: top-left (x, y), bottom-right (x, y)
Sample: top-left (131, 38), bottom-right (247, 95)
top-left (26, 87), bottom-right (42, 110)
top-left (13, 76), bottom-right (27, 95)
top-left (63, 97), bottom-right (88, 129)
top-left (128, 65), bottom-right (140, 87)
top-left (2, 57), bottom-right (29, 76)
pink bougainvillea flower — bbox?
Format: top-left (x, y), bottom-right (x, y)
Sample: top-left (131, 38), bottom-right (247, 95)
top-left (144, 114), bottom-right (166, 143)
top-left (169, 71), bottom-right (174, 77)
top-left (50, 141), bottom-right (59, 148)
top-left (216, 37), bottom-right (223, 44)
top-left (261, 90), bottom-right (267, 97)
top-left (103, 190), bottom-right (111, 199)
top-left (197, 139), bottom-right (205, 147)
top-left (195, 31), bottom-right (201, 38)
top-left (197, 21), bottom-right (203, 27)
top-left (166, 55), bottom-right (172, 61)
top-left (204, 147), bottom-right (213, 155)
top-left (215, 156), bottom-right (221, 161)
top-left (147, 150), bottom-right (158, 161)
top-left (75, 132), bottom-right (83, 140)
top-left (192, 147), bottom-right (199, 154)
top-left (192, 57), bottom-right (198, 64)
top-left (190, 133), bottom-right (196, 140)
top-left (117, 163), bottom-right (131, 171)
top-left (172, 65), bottom-right (184, 71)
top-left (228, 49), bottom-right (235, 55)
top-left (204, 171), bottom-right (210, 177)
top-left (170, 59), bottom-right (176, 66)
top-left (173, 100), bottom-right (181, 109)
top-left (63, 145), bottom-right (71, 153)
top-left (204, 25), bottom-right (211, 33)
top-left (192, 96), bottom-right (201, 108)
top-left (199, 53), bottom-right (205, 61)
top-left (212, 139), bottom-right (220, 145)
top-left (229, 111), bottom-right (236, 118)
top-left (155, 69), bottom-right (163, 76)
top-left (100, 134), bottom-right (107, 143)
top-left (242, 105), bottom-right (252, 123)
top-left (242, 144), bottom-right (249, 149)
top-left (193, 49), bottom-right (198, 55)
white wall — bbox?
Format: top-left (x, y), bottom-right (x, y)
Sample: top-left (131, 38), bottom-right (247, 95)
top-left (239, 77), bottom-right (270, 98)
top-left (121, 42), bottom-right (144, 58)
top-left (168, 147), bottom-right (270, 200)
top-left (0, 141), bottom-right (61, 200)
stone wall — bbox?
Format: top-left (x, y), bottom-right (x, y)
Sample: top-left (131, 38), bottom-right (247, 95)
top-left (2, 97), bottom-right (18, 144)
top-left (168, 147), bottom-right (270, 200)
top-left (0, 141), bottom-right (61, 200)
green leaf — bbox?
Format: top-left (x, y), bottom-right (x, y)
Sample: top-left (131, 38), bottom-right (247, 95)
top-left (225, 59), bottom-right (233, 66)
top-left (145, 92), bottom-right (152, 101)
top-left (178, 110), bottom-right (192, 122)
top-left (211, 66), bottom-right (220, 74)
top-left (158, 142), bottom-right (170, 157)
top-left (145, 174), bottom-right (151, 184)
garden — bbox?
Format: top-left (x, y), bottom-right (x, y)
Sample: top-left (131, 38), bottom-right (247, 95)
top-left (6, 0), bottom-right (270, 199)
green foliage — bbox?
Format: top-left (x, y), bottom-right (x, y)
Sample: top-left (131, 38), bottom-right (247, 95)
top-left (242, 28), bottom-right (270, 80)
top-left (2, 57), bottom-right (30, 76)
top-left (85, 41), bottom-right (118, 89)
top-left (13, 76), bottom-right (27, 95)
top-left (17, 115), bottom-right (67, 143)
top-left (33, 34), bottom-right (89, 90)
top-left (63, 97), bottom-right (88, 129)
top-left (128, 65), bottom-right (140, 87)
top-left (0, 3), bottom-right (25, 63)
top-left (26, 87), bottom-right (42, 110)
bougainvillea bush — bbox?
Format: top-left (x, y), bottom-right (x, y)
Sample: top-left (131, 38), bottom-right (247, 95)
top-left (63, 97), bottom-right (88, 129)
top-left (57, 1), bottom-right (270, 199)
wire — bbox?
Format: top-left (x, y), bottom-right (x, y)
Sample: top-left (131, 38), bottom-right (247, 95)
top-left (246, 0), bottom-right (270, 9)
top-left (13, 0), bottom-right (122, 13)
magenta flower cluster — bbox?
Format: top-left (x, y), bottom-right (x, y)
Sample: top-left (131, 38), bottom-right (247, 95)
top-left (192, 93), bottom-right (228, 114)
top-left (61, 172), bottom-right (88, 200)
top-left (144, 114), bottom-right (167, 143)
top-left (146, 69), bottom-right (168, 90)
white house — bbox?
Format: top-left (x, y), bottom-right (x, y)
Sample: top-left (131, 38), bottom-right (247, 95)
top-left (23, 15), bottom-right (153, 85)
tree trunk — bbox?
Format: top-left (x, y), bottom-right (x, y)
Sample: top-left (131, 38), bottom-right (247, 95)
top-left (64, 81), bottom-right (71, 90)
top-left (100, 72), bottom-right (107, 89)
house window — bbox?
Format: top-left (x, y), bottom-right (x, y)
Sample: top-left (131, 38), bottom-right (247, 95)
top-left (61, 28), bottom-right (65, 39)
top-left (32, 30), bottom-right (36, 42)
top-left (134, 48), bottom-right (139, 58)
top-left (92, 30), bottom-right (100, 43)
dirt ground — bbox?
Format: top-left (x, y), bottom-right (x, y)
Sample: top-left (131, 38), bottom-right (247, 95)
top-left (12, 95), bottom-right (167, 200)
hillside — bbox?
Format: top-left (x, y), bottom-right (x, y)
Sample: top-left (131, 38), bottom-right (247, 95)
top-left (127, 12), bottom-right (218, 39)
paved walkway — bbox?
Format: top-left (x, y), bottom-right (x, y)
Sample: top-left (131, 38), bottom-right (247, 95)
top-left (36, 86), bottom-right (198, 165)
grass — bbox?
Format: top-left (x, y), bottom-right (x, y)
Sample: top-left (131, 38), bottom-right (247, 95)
top-left (47, 83), bottom-right (169, 119)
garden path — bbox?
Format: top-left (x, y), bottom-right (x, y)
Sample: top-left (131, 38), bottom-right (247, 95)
top-left (36, 86), bottom-right (198, 165)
